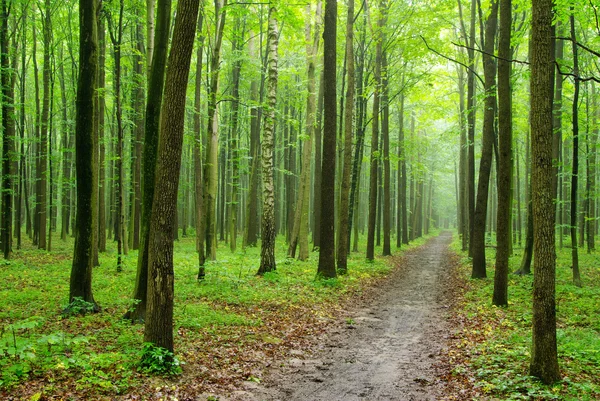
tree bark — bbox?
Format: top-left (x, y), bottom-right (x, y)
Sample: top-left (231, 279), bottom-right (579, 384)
top-left (529, 0), bottom-right (560, 383)
top-left (257, 6), bottom-right (279, 275)
top-left (144, 0), bottom-right (199, 352)
top-left (316, 0), bottom-right (337, 278)
top-left (493, 0), bottom-right (511, 306)
top-left (336, 0), bottom-right (353, 272)
top-left (569, 11), bottom-right (582, 287)
top-left (124, 0), bottom-right (172, 323)
top-left (203, 0), bottom-right (227, 261)
top-left (69, 0), bottom-right (99, 310)
top-left (471, 0), bottom-right (498, 279)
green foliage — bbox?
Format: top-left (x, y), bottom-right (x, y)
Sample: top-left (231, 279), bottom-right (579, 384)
top-left (61, 297), bottom-right (97, 317)
top-left (139, 343), bottom-right (182, 376)
top-left (449, 234), bottom-right (600, 400)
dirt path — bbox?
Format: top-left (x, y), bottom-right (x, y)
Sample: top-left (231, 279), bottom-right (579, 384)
top-left (226, 232), bottom-right (455, 401)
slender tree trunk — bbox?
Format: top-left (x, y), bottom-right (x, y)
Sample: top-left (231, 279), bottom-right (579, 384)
top-left (257, 6), bottom-right (279, 275)
top-left (366, 0), bottom-right (386, 260)
top-left (471, 0), bottom-right (498, 279)
top-left (493, 0), bottom-right (512, 306)
top-left (529, 0), bottom-right (560, 383)
top-left (336, 0), bottom-right (354, 271)
top-left (69, 0), bottom-right (99, 310)
top-left (132, 21), bottom-right (144, 251)
top-left (204, 0), bottom-right (227, 261)
top-left (194, 13), bottom-right (206, 277)
top-left (244, 30), bottom-right (261, 248)
top-left (108, 0), bottom-right (126, 271)
top-left (97, 15), bottom-right (106, 252)
top-left (588, 84), bottom-right (597, 252)
top-left (289, 4), bottom-right (321, 261)
top-left (144, 0), bottom-right (199, 353)
top-left (312, 72), bottom-right (324, 248)
top-left (569, 11), bottom-right (582, 287)
top-left (0, 1), bottom-right (13, 258)
top-left (467, 0), bottom-right (477, 256)
top-left (381, 51), bottom-right (391, 256)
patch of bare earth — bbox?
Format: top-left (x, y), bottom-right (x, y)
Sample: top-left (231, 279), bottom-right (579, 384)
top-left (224, 232), bottom-right (462, 401)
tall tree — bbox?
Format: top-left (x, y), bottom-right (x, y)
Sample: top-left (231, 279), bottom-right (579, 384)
top-left (107, 0), bottom-right (126, 271)
top-left (203, 0), bottom-right (227, 261)
top-left (529, 0), bottom-right (560, 383)
top-left (257, 6), bottom-right (279, 275)
top-left (569, 10), bottom-right (582, 287)
top-left (366, 0), bottom-right (386, 261)
top-left (317, 0), bottom-right (337, 278)
top-left (194, 13), bottom-right (206, 277)
top-left (492, 0), bottom-right (511, 306)
top-left (144, 0), bottom-right (200, 352)
top-left (471, 0), bottom-right (498, 279)
top-left (0, 0), bottom-right (14, 258)
top-left (124, 0), bottom-right (172, 323)
top-left (69, 0), bottom-right (99, 310)
top-left (288, 3), bottom-right (321, 261)
top-left (336, 0), bottom-right (354, 272)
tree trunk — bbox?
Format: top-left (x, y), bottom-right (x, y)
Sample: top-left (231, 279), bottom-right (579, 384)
top-left (366, 0), bottom-right (385, 260)
top-left (289, 4), bottom-right (320, 261)
top-left (97, 15), bottom-right (107, 253)
top-left (381, 50), bottom-right (391, 256)
top-left (243, 30), bottom-right (261, 248)
top-left (124, 0), bottom-right (172, 323)
top-left (69, 0), bottom-right (99, 310)
top-left (471, 0), bottom-right (498, 279)
top-left (144, 0), bottom-right (199, 352)
top-left (493, 0), bottom-right (511, 306)
top-left (203, 0), bottom-right (227, 261)
top-left (257, 6), bottom-right (278, 275)
top-left (0, 1), bottom-right (14, 258)
top-left (336, 0), bottom-right (353, 271)
top-left (108, 0), bottom-right (126, 271)
top-left (529, 0), bottom-right (560, 383)
top-left (132, 21), bottom-right (144, 251)
top-left (312, 72), bottom-right (324, 248)
top-left (569, 11), bottom-right (582, 287)
top-left (194, 13), bottom-right (206, 277)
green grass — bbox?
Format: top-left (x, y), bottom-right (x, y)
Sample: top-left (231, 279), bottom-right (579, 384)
top-left (0, 229), bottom-right (436, 398)
top-left (449, 234), bottom-right (600, 400)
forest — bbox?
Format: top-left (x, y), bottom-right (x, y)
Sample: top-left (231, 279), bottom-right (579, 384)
top-left (0, 0), bottom-right (599, 399)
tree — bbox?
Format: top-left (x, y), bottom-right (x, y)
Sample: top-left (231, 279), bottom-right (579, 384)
top-left (471, 0), bottom-right (498, 279)
top-left (203, 0), bottom-right (227, 262)
top-left (1, 0), bottom-right (14, 259)
top-left (529, 0), bottom-right (560, 384)
top-left (317, 0), bottom-right (337, 278)
top-left (124, 0), bottom-right (172, 323)
top-left (144, 0), bottom-right (200, 352)
top-left (336, 0), bottom-right (354, 272)
top-left (257, 6), bottom-right (278, 275)
top-left (69, 0), bottom-right (99, 311)
top-left (492, 0), bottom-right (511, 306)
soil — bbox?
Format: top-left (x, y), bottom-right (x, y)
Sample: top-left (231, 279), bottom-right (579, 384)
top-left (226, 232), bottom-right (457, 401)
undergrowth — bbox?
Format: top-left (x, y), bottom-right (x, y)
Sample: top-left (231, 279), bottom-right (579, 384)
top-left (0, 230), bottom-right (435, 398)
top-left (448, 234), bottom-right (600, 400)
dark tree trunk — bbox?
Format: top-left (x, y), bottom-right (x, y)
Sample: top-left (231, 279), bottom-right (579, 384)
top-left (493, 0), bottom-right (512, 306)
top-left (144, 0), bottom-right (199, 352)
top-left (569, 11), bottom-right (582, 287)
top-left (317, 0), bottom-right (337, 278)
top-left (0, 1), bottom-right (14, 258)
top-left (124, 0), bottom-right (172, 323)
top-left (471, 0), bottom-right (498, 279)
top-left (194, 13), bottom-right (206, 276)
top-left (529, 0), bottom-right (560, 383)
top-left (69, 0), bottom-right (99, 310)
top-left (97, 15), bottom-right (107, 252)
top-left (336, 0), bottom-right (353, 272)
top-left (381, 51), bottom-right (391, 256)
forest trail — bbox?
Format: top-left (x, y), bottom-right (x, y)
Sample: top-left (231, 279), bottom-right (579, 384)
top-left (231, 232), bottom-right (455, 401)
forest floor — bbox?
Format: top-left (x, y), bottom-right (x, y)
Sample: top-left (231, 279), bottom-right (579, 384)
top-left (223, 232), bottom-right (461, 401)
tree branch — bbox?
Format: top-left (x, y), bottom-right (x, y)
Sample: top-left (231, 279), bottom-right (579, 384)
top-left (420, 35), bottom-right (484, 86)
